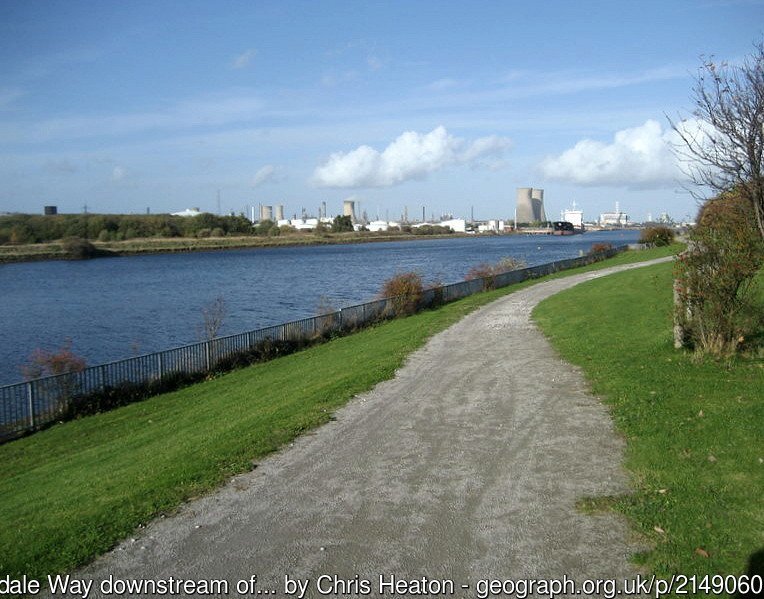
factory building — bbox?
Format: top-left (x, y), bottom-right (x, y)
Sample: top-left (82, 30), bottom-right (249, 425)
top-left (259, 205), bottom-right (274, 222)
top-left (515, 188), bottom-right (546, 224)
top-left (274, 205), bottom-right (284, 221)
top-left (172, 208), bottom-right (202, 217)
top-left (599, 202), bottom-right (629, 227)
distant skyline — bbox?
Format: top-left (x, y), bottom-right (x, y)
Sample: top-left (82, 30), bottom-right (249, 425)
top-left (1, 0), bottom-right (763, 222)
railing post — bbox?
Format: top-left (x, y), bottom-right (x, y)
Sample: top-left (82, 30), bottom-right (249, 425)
top-left (205, 341), bottom-right (211, 372)
top-left (27, 381), bottom-right (35, 430)
top-left (157, 353), bottom-right (164, 381)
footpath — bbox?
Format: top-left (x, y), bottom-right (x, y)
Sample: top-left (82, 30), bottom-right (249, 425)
top-left (49, 258), bottom-right (672, 598)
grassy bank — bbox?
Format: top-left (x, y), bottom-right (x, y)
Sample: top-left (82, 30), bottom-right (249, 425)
top-left (0, 231), bottom-right (463, 263)
top-left (534, 262), bottom-right (763, 591)
top-left (0, 245), bottom-right (678, 579)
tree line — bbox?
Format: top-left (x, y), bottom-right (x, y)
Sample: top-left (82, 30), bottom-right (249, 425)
top-left (0, 212), bottom-right (455, 245)
top-left (0, 213), bottom-right (255, 244)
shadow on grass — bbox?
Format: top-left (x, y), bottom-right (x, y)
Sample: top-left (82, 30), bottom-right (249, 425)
top-left (736, 547), bottom-right (764, 598)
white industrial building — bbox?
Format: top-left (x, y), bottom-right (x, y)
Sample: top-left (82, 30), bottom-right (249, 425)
top-left (477, 219), bottom-right (505, 233)
top-left (439, 218), bottom-right (467, 233)
top-left (171, 208), bottom-right (202, 217)
top-left (599, 202), bottom-right (629, 227)
top-left (411, 218), bottom-right (465, 233)
top-left (368, 220), bottom-right (401, 232)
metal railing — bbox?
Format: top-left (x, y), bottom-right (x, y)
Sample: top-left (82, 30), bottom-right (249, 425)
top-left (0, 247), bottom-right (625, 442)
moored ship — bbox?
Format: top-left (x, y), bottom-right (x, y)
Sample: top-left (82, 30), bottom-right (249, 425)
top-left (552, 221), bottom-right (584, 235)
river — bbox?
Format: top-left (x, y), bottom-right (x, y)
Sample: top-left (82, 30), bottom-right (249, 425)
top-left (0, 230), bottom-right (640, 386)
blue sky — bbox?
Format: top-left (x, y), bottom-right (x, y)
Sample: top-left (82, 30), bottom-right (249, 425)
top-left (1, 0), bottom-right (762, 223)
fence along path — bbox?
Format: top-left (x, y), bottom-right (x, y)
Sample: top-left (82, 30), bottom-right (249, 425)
top-left (0, 247), bottom-right (624, 442)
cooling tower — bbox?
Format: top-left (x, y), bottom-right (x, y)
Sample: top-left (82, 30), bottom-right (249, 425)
top-left (259, 205), bottom-right (273, 222)
top-left (515, 188), bottom-right (535, 224)
top-left (516, 188), bottom-right (546, 223)
top-left (343, 200), bottom-right (356, 222)
top-left (531, 188), bottom-right (546, 222)
top-left (274, 204), bottom-right (284, 221)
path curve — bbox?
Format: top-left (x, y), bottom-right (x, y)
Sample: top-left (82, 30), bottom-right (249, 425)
top-left (60, 258), bottom-right (672, 598)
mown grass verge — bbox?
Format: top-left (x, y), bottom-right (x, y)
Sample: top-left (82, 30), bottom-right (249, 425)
top-left (0, 244), bottom-right (679, 580)
top-left (533, 261), bottom-right (763, 593)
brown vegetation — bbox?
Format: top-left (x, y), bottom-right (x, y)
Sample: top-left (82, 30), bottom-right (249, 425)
top-left (379, 272), bottom-right (424, 316)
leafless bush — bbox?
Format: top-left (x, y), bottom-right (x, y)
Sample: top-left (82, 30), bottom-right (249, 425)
top-left (199, 296), bottom-right (226, 341)
top-left (465, 256), bottom-right (527, 290)
top-left (379, 272), bottom-right (424, 316)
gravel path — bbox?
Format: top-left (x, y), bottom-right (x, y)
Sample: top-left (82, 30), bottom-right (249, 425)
top-left (52, 258), bottom-right (671, 598)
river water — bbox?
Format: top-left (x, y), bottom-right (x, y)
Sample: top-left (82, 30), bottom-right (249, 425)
top-left (0, 230), bottom-right (639, 386)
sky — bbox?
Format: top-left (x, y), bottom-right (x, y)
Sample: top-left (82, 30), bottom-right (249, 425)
top-left (1, 0), bottom-right (763, 223)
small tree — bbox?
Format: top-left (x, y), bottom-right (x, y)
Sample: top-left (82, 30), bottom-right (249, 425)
top-left (331, 215), bottom-right (354, 233)
top-left (674, 191), bottom-right (763, 356)
top-left (254, 219), bottom-right (276, 236)
top-left (671, 41), bottom-right (764, 240)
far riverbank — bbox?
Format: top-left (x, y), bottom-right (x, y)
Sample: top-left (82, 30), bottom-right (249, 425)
top-left (0, 230), bottom-right (472, 264)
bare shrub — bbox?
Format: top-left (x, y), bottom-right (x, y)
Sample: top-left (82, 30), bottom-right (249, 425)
top-left (61, 236), bottom-right (98, 259)
top-left (639, 226), bottom-right (675, 247)
top-left (21, 339), bottom-right (87, 380)
top-left (465, 263), bottom-right (497, 290)
top-left (379, 272), bottom-right (424, 316)
top-left (465, 256), bottom-right (527, 290)
top-left (21, 340), bottom-right (87, 412)
top-left (589, 242), bottom-right (614, 255)
top-left (495, 256), bottom-right (527, 272)
top-left (199, 296), bottom-right (226, 341)
top-left (314, 295), bottom-right (339, 336)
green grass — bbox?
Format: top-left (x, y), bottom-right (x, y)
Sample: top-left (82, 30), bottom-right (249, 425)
top-left (534, 262), bottom-right (764, 591)
top-left (0, 245), bottom-right (679, 579)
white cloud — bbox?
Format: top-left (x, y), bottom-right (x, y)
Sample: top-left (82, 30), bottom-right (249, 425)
top-left (312, 126), bottom-right (510, 188)
top-left (251, 164), bottom-right (279, 187)
top-left (540, 120), bottom-right (689, 188)
top-left (231, 49), bottom-right (257, 69)
top-left (112, 166), bottom-right (127, 181)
